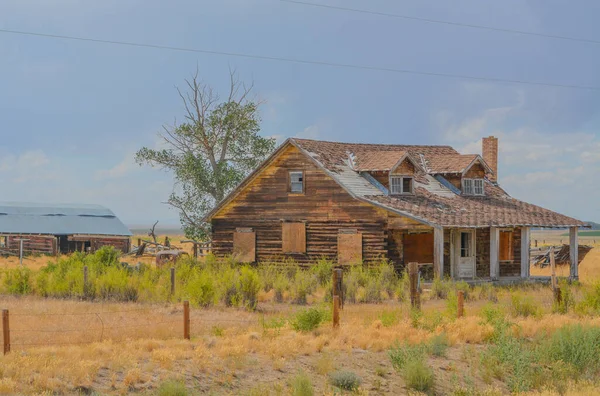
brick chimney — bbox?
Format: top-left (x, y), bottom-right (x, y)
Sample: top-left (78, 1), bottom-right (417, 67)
top-left (482, 136), bottom-right (498, 182)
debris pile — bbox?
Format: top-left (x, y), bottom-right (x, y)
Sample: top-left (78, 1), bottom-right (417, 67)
top-left (531, 244), bottom-right (593, 268)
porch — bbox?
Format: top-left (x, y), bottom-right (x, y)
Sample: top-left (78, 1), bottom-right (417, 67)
top-left (389, 224), bottom-right (581, 282)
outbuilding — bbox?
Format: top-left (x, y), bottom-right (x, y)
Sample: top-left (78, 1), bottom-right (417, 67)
top-left (0, 202), bottom-right (131, 255)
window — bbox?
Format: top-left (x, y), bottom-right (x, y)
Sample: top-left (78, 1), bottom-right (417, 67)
top-left (282, 222), bottom-right (306, 253)
top-left (462, 178), bottom-right (484, 196)
top-left (499, 231), bottom-right (514, 261)
top-left (460, 232), bottom-right (472, 258)
top-left (390, 176), bottom-right (413, 195)
top-left (289, 171), bottom-right (304, 193)
top-left (233, 228), bottom-right (256, 262)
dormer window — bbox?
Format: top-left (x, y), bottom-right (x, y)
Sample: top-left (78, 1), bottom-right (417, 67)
top-left (463, 178), bottom-right (484, 196)
top-left (390, 176), bottom-right (413, 195)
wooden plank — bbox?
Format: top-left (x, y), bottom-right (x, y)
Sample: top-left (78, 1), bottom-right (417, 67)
top-left (490, 227), bottom-right (500, 280)
top-left (570, 227), bottom-right (579, 280)
top-left (521, 227), bottom-right (530, 278)
top-left (404, 232), bottom-right (433, 264)
top-left (282, 222), bottom-right (306, 253)
top-left (433, 227), bottom-right (444, 279)
top-left (338, 232), bottom-right (362, 265)
top-left (499, 231), bottom-right (513, 261)
top-left (233, 231), bottom-right (256, 262)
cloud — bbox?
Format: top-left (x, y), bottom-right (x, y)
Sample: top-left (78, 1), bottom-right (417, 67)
top-left (95, 154), bottom-right (138, 180)
top-left (0, 150), bottom-right (52, 182)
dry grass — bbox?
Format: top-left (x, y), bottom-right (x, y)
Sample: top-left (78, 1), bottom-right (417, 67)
top-left (1, 245), bottom-right (600, 394)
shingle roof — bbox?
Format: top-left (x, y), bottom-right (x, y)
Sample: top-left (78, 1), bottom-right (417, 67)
top-left (423, 154), bottom-right (479, 174)
top-left (291, 138), bottom-right (585, 228)
top-left (352, 150), bottom-right (406, 171)
top-left (0, 202), bottom-right (132, 236)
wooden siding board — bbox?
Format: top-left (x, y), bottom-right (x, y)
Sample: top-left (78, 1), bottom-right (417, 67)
top-left (338, 232), bottom-right (363, 265)
top-left (282, 222), bottom-right (306, 253)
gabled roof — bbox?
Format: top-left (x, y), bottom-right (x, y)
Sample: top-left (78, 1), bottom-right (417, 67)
top-left (352, 150), bottom-right (406, 171)
top-left (205, 138), bottom-right (586, 228)
top-left (423, 154), bottom-right (493, 175)
top-left (0, 202), bottom-right (132, 236)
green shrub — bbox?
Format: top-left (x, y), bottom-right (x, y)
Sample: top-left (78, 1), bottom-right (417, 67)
top-left (290, 270), bottom-right (314, 305)
top-left (403, 359), bottom-right (434, 393)
top-left (273, 273), bottom-right (289, 303)
top-left (310, 258), bottom-right (333, 287)
top-left (2, 267), bottom-right (32, 294)
top-left (158, 380), bottom-right (188, 396)
top-left (290, 371), bottom-right (313, 396)
top-left (510, 293), bottom-right (541, 318)
top-left (329, 370), bottom-right (361, 391)
top-left (552, 280), bottom-right (574, 314)
top-left (292, 308), bottom-right (326, 332)
top-left (258, 264), bottom-right (278, 292)
top-left (239, 266), bottom-right (261, 310)
top-left (218, 267), bottom-right (240, 307)
top-left (395, 271), bottom-right (409, 302)
top-left (375, 260), bottom-right (397, 298)
top-left (186, 271), bottom-right (215, 307)
top-left (379, 310), bottom-right (400, 327)
top-left (431, 277), bottom-right (451, 299)
top-left (429, 333), bottom-right (449, 357)
top-left (576, 281), bottom-right (600, 315)
top-left (389, 343), bottom-right (428, 371)
top-left (542, 324), bottom-right (600, 375)
top-left (361, 275), bottom-right (383, 303)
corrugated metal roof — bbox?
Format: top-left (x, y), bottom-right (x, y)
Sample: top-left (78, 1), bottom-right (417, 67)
top-left (0, 202), bottom-right (132, 236)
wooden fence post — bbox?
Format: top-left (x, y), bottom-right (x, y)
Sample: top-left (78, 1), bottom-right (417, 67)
top-left (137, 238), bottom-right (141, 247)
top-left (457, 290), bottom-right (465, 318)
top-left (83, 265), bottom-right (88, 285)
top-left (170, 267), bottom-right (176, 296)
top-left (408, 262), bottom-right (420, 310)
top-left (2, 309), bottom-right (9, 355)
top-left (332, 268), bottom-right (343, 310)
top-left (183, 301), bottom-right (190, 340)
top-left (193, 244), bottom-right (198, 259)
top-left (333, 296), bottom-right (340, 328)
top-left (549, 247), bottom-right (562, 305)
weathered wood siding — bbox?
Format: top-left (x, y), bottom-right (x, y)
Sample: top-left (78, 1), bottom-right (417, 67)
top-left (211, 145), bottom-right (392, 264)
top-left (4, 235), bottom-right (57, 255)
top-left (499, 228), bottom-right (522, 277)
top-left (464, 163), bottom-right (485, 178)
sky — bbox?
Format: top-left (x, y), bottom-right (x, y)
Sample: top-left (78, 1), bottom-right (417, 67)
top-left (1, 0), bottom-right (599, 226)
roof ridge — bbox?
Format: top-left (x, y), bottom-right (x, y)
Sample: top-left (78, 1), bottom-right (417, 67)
top-left (290, 137), bottom-right (457, 150)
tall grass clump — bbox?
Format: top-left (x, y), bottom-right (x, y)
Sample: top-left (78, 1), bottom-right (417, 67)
top-left (389, 343), bottom-right (434, 393)
top-left (291, 307), bottom-right (326, 332)
top-left (541, 324), bottom-right (600, 377)
top-left (290, 270), bottom-right (315, 305)
top-left (290, 371), bottom-right (313, 396)
top-left (310, 258), bottom-right (333, 287)
top-left (1, 266), bottom-right (32, 295)
top-left (239, 266), bottom-right (261, 310)
top-left (576, 281), bottom-right (600, 315)
top-left (157, 380), bottom-right (188, 396)
top-left (329, 371), bottom-right (361, 391)
top-left (553, 280), bottom-right (574, 314)
top-left (509, 293), bottom-right (542, 318)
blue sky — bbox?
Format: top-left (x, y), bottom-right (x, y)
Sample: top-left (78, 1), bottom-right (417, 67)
top-left (1, 0), bottom-right (599, 225)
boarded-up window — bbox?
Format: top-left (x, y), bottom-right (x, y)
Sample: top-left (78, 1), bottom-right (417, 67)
top-left (338, 229), bottom-right (362, 265)
top-left (499, 231), bottom-right (514, 261)
top-left (233, 228), bottom-right (256, 262)
top-left (282, 222), bottom-right (306, 253)
top-left (403, 232), bottom-right (434, 263)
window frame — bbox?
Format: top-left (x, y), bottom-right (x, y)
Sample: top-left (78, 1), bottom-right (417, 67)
top-left (389, 175), bottom-right (414, 195)
top-left (288, 170), bottom-right (305, 194)
top-left (462, 178), bottom-right (485, 196)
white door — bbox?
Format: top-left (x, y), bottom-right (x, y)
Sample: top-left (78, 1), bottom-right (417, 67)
top-left (457, 230), bottom-right (476, 279)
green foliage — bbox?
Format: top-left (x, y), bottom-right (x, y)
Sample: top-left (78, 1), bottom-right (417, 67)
top-left (379, 309), bottom-right (400, 327)
top-left (429, 333), bottom-right (449, 357)
top-left (329, 370), bottom-right (362, 391)
top-left (239, 266), bottom-right (261, 310)
top-left (2, 266), bottom-right (32, 294)
top-left (290, 270), bottom-right (315, 305)
top-left (480, 304), bottom-right (511, 342)
top-left (291, 307), bottom-right (326, 332)
top-left (273, 273), bottom-right (289, 303)
top-left (310, 258), bottom-right (333, 287)
top-left (389, 343), bottom-right (428, 371)
top-left (290, 371), bottom-right (313, 396)
top-left (157, 380), bottom-right (188, 396)
top-left (509, 293), bottom-right (542, 318)
top-left (541, 324), bottom-right (600, 376)
top-left (361, 275), bottom-right (383, 303)
top-left (552, 280), bottom-right (574, 314)
top-left (575, 281), bottom-right (600, 315)
top-left (186, 271), bottom-right (215, 307)
top-left (135, 72), bottom-right (276, 239)
top-left (403, 359), bottom-right (435, 393)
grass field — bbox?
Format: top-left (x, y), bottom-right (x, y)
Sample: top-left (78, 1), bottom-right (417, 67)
top-left (1, 238), bottom-right (600, 394)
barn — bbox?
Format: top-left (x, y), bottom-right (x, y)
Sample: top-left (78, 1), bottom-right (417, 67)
top-left (0, 202), bottom-right (132, 255)
top-left (204, 136), bottom-right (587, 281)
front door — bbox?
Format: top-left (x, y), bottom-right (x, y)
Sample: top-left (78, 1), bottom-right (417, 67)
top-left (457, 230), bottom-right (476, 279)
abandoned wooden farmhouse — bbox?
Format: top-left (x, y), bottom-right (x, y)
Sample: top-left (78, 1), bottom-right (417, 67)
top-left (205, 136), bottom-right (587, 281)
top-left (0, 202), bottom-right (132, 255)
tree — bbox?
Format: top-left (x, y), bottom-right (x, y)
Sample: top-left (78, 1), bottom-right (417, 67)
top-left (135, 70), bottom-right (276, 240)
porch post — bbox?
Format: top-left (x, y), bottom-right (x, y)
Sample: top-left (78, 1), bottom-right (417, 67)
top-left (433, 227), bottom-right (444, 279)
top-left (570, 227), bottom-right (579, 280)
top-left (490, 227), bottom-right (500, 280)
top-left (520, 227), bottom-right (531, 278)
